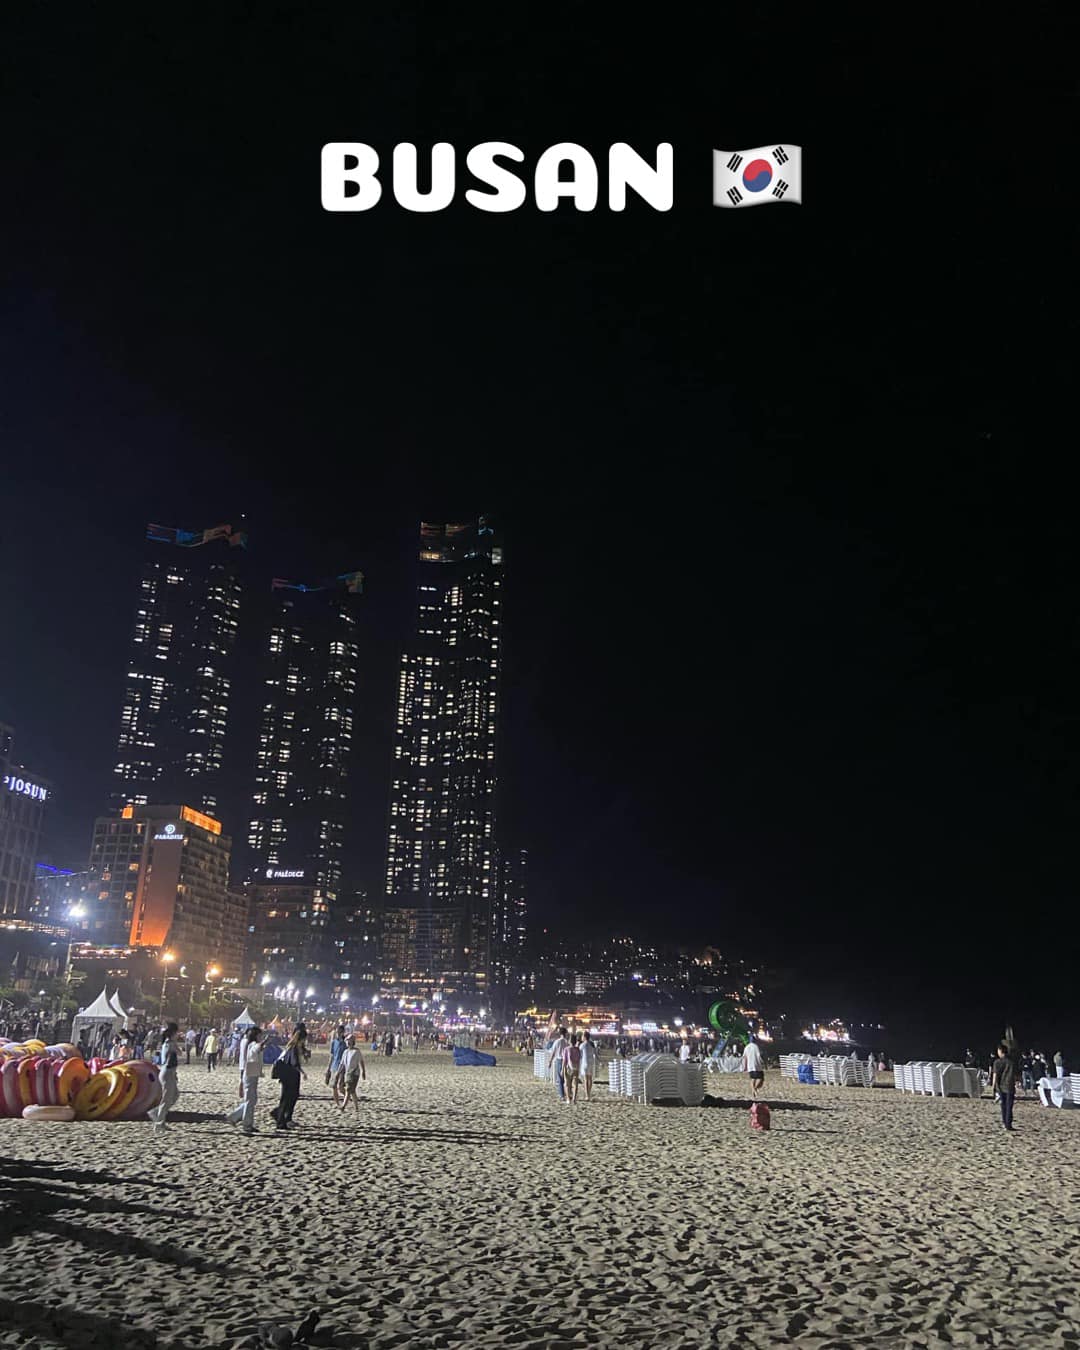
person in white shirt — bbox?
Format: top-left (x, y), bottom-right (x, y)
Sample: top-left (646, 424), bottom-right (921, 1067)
top-left (546, 1027), bottom-right (568, 1101)
top-left (338, 1036), bottom-right (367, 1118)
top-left (679, 1042), bottom-right (691, 1064)
top-left (225, 1026), bottom-right (264, 1135)
top-left (741, 1038), bottom-right (765, 1098)
top-left (579, 1032), bottom-right (599, 1101)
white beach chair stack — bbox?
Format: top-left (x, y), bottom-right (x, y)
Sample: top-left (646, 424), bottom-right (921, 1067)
top-left (939, 1064), bottom-right (981, 1098)
top-left (780, 1053), bottom-right (813, 1080)
top-left (639, 1054), bottom-right (680, 1103)
top-left (607, 1058), bottom-right (629, 1096)
top-left (1070, 1075), bottom-right (1080, 1105)
top-left (533, 1049), bottom-right (550, 1080)
top-left (894, 1061), bottom-right (982, 1098)
top-left (677, 1060), bottom-right (705, 1106)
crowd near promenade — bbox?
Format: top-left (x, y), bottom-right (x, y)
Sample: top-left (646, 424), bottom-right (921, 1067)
top-left (2, 1041), bottom-right (1080, 1349)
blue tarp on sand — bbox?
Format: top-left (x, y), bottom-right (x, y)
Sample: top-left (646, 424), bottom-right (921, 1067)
top-left (453, 1046), bottom-right (496, 1067)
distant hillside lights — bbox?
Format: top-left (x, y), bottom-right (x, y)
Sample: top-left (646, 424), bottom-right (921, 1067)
top-left (321, 142), bottom-right (674, 213)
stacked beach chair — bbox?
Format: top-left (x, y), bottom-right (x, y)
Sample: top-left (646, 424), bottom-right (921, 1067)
top-left (604, 1054), bottom-right (703, 1106)
top-left (607, 1057), bottom-right (630, 1096)
top-left (677, 1060), bottom-right (705, 1105)
top-left (533, 1049), bottom-right (550, 1079)
top-left (893, 1061), bottom-right (981, 1097)
top-left (779, 1053), bottom-right (814, 1080)
top-left (1036, 1073), bottom-right (1080, 1108)
top-left (781, 1054), bottom-right (873, 1087)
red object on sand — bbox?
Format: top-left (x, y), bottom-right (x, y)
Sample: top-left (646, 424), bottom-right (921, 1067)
top-left (750, 1101), bottom-right (771, 1131)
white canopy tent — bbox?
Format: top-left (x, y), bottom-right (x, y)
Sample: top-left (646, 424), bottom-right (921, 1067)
top-left (231, 1006), bottom-right (258, 1028)
top-left (72, 988), bottom-right (124, 1051)
top-left (108, 990), bottom-right (128, 1019)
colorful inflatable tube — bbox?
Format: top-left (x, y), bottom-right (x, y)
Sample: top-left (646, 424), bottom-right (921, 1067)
top-left (22, 1104), bottom-right (76, 1122)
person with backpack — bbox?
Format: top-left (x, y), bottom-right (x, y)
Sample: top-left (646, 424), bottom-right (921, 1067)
top-left (270, 1027), bottom-right (307, 1130)
top-left (562, 1035), bottom-right (583, 1104)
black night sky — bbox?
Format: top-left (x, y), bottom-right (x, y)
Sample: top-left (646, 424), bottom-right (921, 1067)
top-left (2, 10), bottom-right (1076, 1052)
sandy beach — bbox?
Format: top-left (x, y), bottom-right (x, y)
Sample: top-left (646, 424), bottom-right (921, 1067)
top-left (2, 1051), bottom-right (1079, 1349)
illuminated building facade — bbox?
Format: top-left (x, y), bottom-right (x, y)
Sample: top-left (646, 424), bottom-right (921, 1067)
top-left (31, 864), bottom-right (93, 926)
top-left (383, 519), bottom-right (503, 994)
top-left (110, 522), bottom-right (246, 817)
top-left (0, 723), bottom-right (52, 916)
top-left (494, 847), bottom-right (528, 967)
top-left (85, 804), bottom-right (244, 978)
top-left (238, 874), bottom-right (330, 993)
top-left (243, 571), bottom-right (363, 997)
top-left (329, 889), bottom-right (382, 1004)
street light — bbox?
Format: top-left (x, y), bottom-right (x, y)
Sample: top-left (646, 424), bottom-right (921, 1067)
top-left (159, 951), bottom-right (175, 1020)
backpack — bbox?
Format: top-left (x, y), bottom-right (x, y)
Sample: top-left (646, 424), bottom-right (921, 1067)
top-left (750, 1101), bottom-right (771, 1132)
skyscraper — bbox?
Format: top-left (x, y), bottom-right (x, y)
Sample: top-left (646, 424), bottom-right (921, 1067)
top-left (243, 571), bottom-right (362, 995)
top-left (383, 519), bottom-right (503, 996)
top-left (0, 723), bottom-right (51, 917)
top-left (493, 847), bottom-right (528, 969)
top-left (111, 522), bottom-right (246, 818)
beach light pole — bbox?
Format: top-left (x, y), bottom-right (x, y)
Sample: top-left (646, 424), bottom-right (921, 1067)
top-left (57, 903), bottom-right (87, 1019)
top-left (159, 951), bottom-right (175, 1020)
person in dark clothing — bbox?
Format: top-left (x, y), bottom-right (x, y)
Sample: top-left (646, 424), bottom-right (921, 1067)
top-left (991, 1041), bottom-right (1019, 1130)
top-left (270, 1028), bottom-right (307, 1130)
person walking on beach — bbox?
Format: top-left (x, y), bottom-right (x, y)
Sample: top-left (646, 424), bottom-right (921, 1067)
top-left (1054, 1049), bottom-right (1065, 1079)
top-left (225, 1025), bottom-right (264, 1135)
top-left (547, 1026), bottom-right (568, 1101)
top-left (204, 1028), bottom-right (220, 1072)
top-left (270, 1027), bottom-right (307, 1130)
top-left (149, 1022), bottom-right (181, 1128)
top-left (328, 1024), bottom-right (347, 1105)
top-left (338, 1035), bottom-right (367, 1118)
top-left (742, 1037), bottom-right (765, 1099)
top-left (579, 1031), bottom-right (599, 1101)
top-left (562, 1035), bottom-right (583, 1105)
top-left (991, 1040), bottom-right (1019, 1131)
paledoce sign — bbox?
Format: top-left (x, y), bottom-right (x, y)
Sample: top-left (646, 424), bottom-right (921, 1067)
top-left (265, 868), bottom-right (305, 880)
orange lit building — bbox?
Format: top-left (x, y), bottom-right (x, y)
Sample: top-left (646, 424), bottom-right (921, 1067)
top-left (85, 804), bottom-right (245, 978)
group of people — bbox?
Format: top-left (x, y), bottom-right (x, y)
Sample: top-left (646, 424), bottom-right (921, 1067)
top-left (544, 1027), bottom-right (600, 1103)
top-left (144, 1021), bottom-right (313, 1134)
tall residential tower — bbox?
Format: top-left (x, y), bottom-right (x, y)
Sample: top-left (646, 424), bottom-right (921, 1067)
top-left (111, 522), bottom-right (246, 818)
top-left (383, 519), bottom-right (503, 996)
top-left (242, 571), bottom-right (363, 995)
